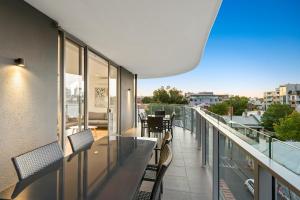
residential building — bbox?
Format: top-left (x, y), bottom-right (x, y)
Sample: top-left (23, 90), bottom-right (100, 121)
top-left (186, 92), bottom-right (229, 107)
top-left (223, 114), bottom-right (262, 131)
top-left (264, 84), bottom-right (300, 109)
top-left (248, 97), bottom-right (264, 111)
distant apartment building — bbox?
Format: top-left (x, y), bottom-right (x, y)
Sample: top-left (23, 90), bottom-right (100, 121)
top-left (248, 97), bottom-right (264, 110)
top-left (186, 92), bottom-right (229, 107)
top-left (264, 84), bottom-right (300, 109)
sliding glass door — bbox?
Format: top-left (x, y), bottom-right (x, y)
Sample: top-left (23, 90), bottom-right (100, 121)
top-left (64, 39), bottom-right (84, 149)
top-left (87, 51), bottom-right (109, 140)
top-left (109, 65), bottom-right (118, 135)
top-left (58, 33), bottom-right (120, 154)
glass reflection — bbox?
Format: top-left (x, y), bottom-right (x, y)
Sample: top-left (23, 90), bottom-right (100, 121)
top-left (219, 134), bottom-right (254, 200)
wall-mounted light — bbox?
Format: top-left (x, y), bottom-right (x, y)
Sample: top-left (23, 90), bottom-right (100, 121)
top-left (14, 58), bottom-right (25, 67)
top-left (128, 88), bottom-right (131, 92)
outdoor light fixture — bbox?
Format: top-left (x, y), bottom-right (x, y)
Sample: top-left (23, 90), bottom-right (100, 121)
top-left (128, 88), bottom-right (131, 91)
top-left (14, 58), bottom-right (25, 67)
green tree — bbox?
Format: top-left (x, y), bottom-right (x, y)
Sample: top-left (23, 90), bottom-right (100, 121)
top-left (153, 87), bottom-right (170, 103)
top-left (208, 103), bottom-right (229, 115)
top-left (141, 96), bottom-right (154, 104)
top-left (151, 86), bottom-right (188, 104)
top-left (261, 104), bottom-right (293, 131)
top-left (225, 96), bottom-right (249, 115)
top-left (169, 88), bottom-right (188, 104)
top-left (274, 111), bottom-right (300, 141)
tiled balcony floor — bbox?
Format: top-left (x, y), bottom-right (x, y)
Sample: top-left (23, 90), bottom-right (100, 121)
top-left (163, 127), bottom-right (212, 200)
top-left (125, 126), bottom-right (212, 200)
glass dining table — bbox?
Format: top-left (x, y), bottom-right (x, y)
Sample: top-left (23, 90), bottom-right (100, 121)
top-left (0, 136), bottom-right (157, 200)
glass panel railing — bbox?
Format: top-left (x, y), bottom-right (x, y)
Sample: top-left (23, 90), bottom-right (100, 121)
top-left (271, 138), bottom-right (300, 175)
top-left (198, 107), bottom-right (272, 157)
top-left (276, 180), bottom-right (300, 200)
top-left (219, 133), bottom-right (255, 200)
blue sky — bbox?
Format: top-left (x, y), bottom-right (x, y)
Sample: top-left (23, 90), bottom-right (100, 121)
top-left (138, 0), bottom-right (300, 98)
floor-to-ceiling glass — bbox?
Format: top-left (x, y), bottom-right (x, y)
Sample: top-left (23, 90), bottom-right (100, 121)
top-left (87, 51), bottom-right (109, 140)
top-left (109, 65), bottom-right (118, 135)
top-left (64, 39), bottom-right (84, 151)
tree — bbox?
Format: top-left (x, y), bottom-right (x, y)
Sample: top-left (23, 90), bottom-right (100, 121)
top-left (274, 111), bottom-right (300, 141)
top-left (153, 87), bottom-right (170, 103)
top-left (169, 88), bottom-right (188, 104)
top-left (141, 96), bottom-right (154, 104)
top-left (208, 103), bottom-right (229, 115)
top-left (261, 104), bottom-right (293, 131)
top-left (225, 96), bottom-right (249, 115)
top-left (151, 86), bottom-right (188, 104)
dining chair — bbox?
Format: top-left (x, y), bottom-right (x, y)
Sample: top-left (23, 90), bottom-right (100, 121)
top-left (12, 141), bottom-right (63, 180)
top-left (144, 131), bottom-right (172, 181)
top-left (168, 113), bottom-right (176, 139)
top-left (135, 144), bottom-right (173, 200)
top-left (68, 129), bottom-right (94, 153)
top-left (154, 110), bottom-right (165, 117)
top-left (147, 116), bottom-right (164, 137)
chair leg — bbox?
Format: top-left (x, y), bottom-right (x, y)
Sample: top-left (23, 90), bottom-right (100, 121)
top-left (155, 144), bottom-right (158, 164)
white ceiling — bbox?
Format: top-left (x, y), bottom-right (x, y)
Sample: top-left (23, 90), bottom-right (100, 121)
top-left (25, 0), bottom-right (222, 78)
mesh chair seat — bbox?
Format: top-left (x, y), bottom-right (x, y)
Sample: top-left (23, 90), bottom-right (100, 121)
top-left (146, 164), bottom-right (158, 171)
top-left (12, 141), bottom-right (63, 180)
top-left (135, 191), bottom-right (151, 200)
top-left (68, 129), bottom-right (94, 152)
top-left (143, 169), bottom-right (157, 181)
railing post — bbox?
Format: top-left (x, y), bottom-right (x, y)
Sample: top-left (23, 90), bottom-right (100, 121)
top-left (196, 112), bottom-right (201, 149)
top-left (268, 137), bottom-right (272, 159)
top-left (182, 106), bottom-right (186, 129)
top-left (212, 127), bottom-right (219, 200)
top-left (201, 116), bottom-right (206, 166)
top-left (191, 109), bottom-right (194, 134)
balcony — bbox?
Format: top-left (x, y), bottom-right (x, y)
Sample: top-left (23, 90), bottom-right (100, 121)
top-left (135, 104), bottom-right (300, 200)
top-left (1, 1), bottom-right (300, 200)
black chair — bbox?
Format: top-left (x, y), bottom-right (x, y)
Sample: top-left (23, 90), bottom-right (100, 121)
top-left (68, 129), bottom-right (94, 153)
top-left (135, 144), bottom-right (173, 200)
top-left (154, 110), bottom-right (165, 117)
top-left (168, 113), bottom-right (176, 138)
top-left (147, 116), bottom-right (164, 137)
top-left (12, 141), bottom-right (63, 180)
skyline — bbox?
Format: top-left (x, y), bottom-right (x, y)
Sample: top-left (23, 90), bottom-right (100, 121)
top-left (138, 0), bottom-right (300, 98)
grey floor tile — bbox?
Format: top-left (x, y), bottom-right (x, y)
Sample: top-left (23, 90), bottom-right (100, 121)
top-left (165, 166), bottom-right (187, 177)
top-left (164, 176), bottom-right (190, 192)
top-left (162, 189), bottom-right (191, 200)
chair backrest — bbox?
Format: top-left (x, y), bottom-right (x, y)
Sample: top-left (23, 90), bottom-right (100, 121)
top-left (68, 129), bottom-right (94, 153)
top-left (150, 144), bottom-right (173, 200)
top-left (12, 141), bottom-right (63, 180)
top-left (170, 113), bottom-right (176, 126)
top-left (138, 113), bottom-right (142, 120)
top-left (147, 116), bottom-right (163, 133)
top-left (161, 131), bottom-right (172, 148)
top-left (154, 110), bottom-right (165, 117)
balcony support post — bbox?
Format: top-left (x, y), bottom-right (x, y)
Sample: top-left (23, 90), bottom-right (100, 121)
top-left (201, 116), bottom-right (206, 166)
top-left (182, 106), bottom-right (186, 129)
top-left (191, 109), bottom-right (194, 134)
top-left (212, 127), bottom-right (219, 200)
top-left (195, 112), bottom-right (201, 149)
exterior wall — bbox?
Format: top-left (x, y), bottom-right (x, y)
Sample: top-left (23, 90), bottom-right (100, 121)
top-left (120, 67), bottom-right (135, 133)
top-left (0, 0), bottom-right (58, 190)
